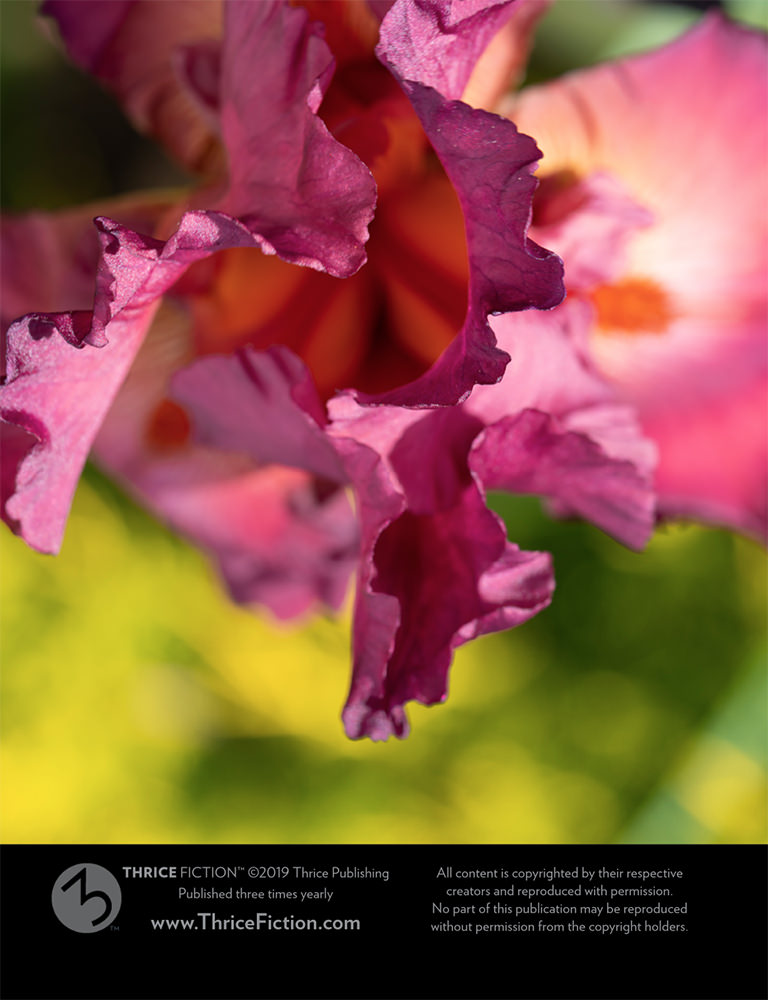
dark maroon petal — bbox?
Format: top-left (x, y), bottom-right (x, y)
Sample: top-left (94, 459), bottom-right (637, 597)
top-left (366, 0), bottom-right (564, 405)
top-left (328, 396), bottom-right (553, 740)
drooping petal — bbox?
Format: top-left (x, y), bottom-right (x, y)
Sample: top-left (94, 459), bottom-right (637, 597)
top-left (172, 339), bottom-right (555, 738)
top-left (509, 14), bottom-right (768, 538)
top-left (328, 395), bottom-right (554, 740)
top-left (367, 0), bottom-right (564, 406)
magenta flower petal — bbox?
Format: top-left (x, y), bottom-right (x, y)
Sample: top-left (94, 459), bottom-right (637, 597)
top-left (377, 0), bottom-right (529, 99)
top-left (218, 0), bottom-right (376, 277)
top-left (173, 343), bottom-right (555, 738)
top-left (329, 396), bottom-right (554, 740)
top-left (366, 0), bottom-right (564, 406)
top-left (0, 196), bottom-right (176, 335)
top-left (466, 306), bottom-right (657, 549)
top-left (2, 212), bottom-right (99, 331)
top-left (171, 346), bottom-right (346, 484)
top-left (472, 409), bottom-right (654, 550)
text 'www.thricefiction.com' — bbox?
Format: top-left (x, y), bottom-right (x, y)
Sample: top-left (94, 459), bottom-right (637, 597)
top-left (150, 912), bottom-right (361, 932)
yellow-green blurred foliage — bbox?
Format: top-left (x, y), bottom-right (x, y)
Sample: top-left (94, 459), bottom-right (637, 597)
top-left (1, 469), bottom-right (765, 844)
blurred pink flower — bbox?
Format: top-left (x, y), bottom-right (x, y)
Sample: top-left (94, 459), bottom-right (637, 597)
top-left (506, 12), bottom-right (768, 540)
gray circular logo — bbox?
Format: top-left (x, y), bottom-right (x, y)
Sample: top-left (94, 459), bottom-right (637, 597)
top-left (52, 863), bottom-right (122, 933)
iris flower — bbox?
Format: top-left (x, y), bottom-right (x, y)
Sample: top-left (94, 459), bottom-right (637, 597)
top-left (1, 1), bottom-right (764, 739)
top-left (507, 12), bottom-right (768, 540)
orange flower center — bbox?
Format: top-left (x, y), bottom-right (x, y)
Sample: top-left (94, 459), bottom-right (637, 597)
top-left (591, 277), bottom-right (675, 335)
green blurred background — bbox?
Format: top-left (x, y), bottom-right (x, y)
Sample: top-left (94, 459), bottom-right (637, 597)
top-left (1, 0), bottom-right (766, 844)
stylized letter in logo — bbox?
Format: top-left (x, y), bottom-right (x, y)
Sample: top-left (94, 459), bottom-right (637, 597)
top-left (52, 863), bottom-right (122, 933)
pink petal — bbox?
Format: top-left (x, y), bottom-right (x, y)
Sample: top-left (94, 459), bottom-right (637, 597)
top-left (466, 307), bottom-right (657, 549)
top-left (0, 197), bottom-right (176, 550)
top-left (1, 193), bottom-right (369, 554)
top-left (644, 372), bottom-right (768, 542)
top-left (1, 306), bottom-right (158, 553)
top-left (93, 316), bottom-right (357, 620)
top-left (45, 0), bottom-right (377, 277)
top-left (510, 14), bottom-right (768, 538)
top-left (0, 212), bottom-right (232, 553)
top-left (171, 346), bottom-right (345, 483)
top-left (531, 172), bottom-right (652, 291)
top-left (365, 0), bottom-right (563, 405)
top-left (471, 409), bottom-right (654, 550)
top-left (0, 196), bottom-right (175, 336)
top-left (142, 341), bottom-right (556, 736)
top-left (145, 464), bottom-right (358, 620)
top-left (377, 0), bottom-right (528, 100)
top-left (1, 211), bottom-right (99, 332)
